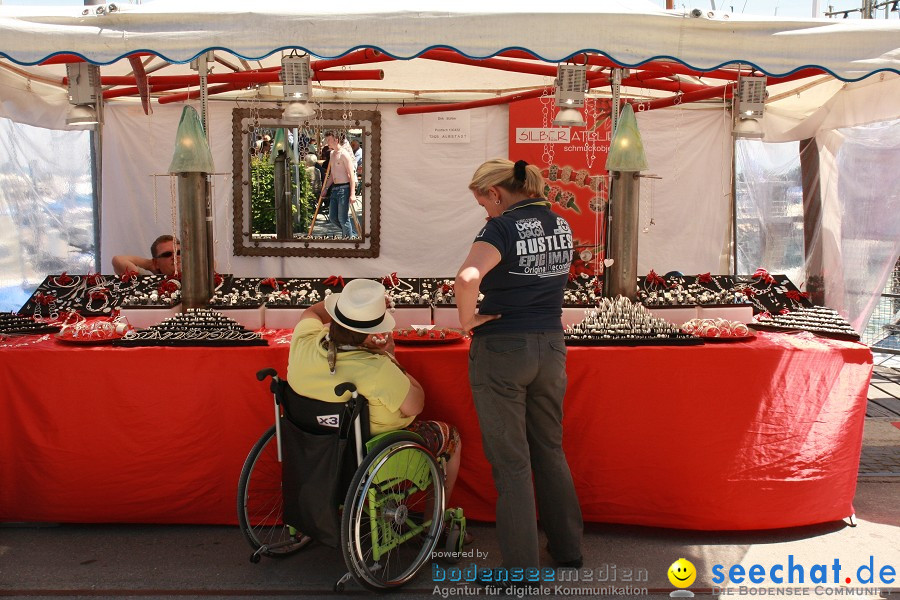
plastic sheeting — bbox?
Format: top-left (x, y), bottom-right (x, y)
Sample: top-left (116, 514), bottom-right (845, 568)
top-left (735, 139), bottom-right (806, 286)
top-left (825, 119), bottom-right (900, 331)
top-left (736, 119), bottom-right (900, 332)
top-left (0, 117), bottom-right (94, 312)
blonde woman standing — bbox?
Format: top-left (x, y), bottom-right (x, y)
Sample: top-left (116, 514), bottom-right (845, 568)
top-left (455, 159), bottom-right (583, 583)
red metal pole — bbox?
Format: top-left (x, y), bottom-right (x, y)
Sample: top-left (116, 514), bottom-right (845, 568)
top-left (397, 87), bottom-right (552, 115)
top-left (311, 48), bottom-right (394, 70)
top-left (628, 82), bottom-right (734, 111)
top-left (157, 82), bottom-right (245, 104)
top-left (103, 83), bottom-right (186, 100)
top-left (421, 49), bottom-right (611, 82)
top-left (88, 69), bottom-right (383, 87)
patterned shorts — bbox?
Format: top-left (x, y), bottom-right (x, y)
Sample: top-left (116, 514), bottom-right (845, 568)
top-left (406, 420), bottom-right (460, 459)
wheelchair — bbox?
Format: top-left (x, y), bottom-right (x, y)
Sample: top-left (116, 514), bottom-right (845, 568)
top-left (237, 368), bottom-right (466, 592)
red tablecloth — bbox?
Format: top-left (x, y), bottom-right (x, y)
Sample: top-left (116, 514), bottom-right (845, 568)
top-left (0, 331), bottom-right (871, 530)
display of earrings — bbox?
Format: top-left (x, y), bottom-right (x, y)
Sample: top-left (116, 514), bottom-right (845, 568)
top-left (0, 312), bottom-right (62, 335)
top-left (210, 276), bottom-right (274, 308)
top-left (257, 279), bottom-right (318, 308)
top-left (751, 306), bottom-right (860, 341)
top-left (419, 278), bottom-right (475, 306)
top-left (115, 308), bottom-right (267, 347)
top-left (20, 272), bottom-right (137, 318)
top-left (381, 273), bottom-right (426, 308)
top-left (564, 274), bottom-right (603, 306)
top-left (564, 296), bottom-right (702, 346)
top-left (637, 272), bottom-right (749, 307)
top-left (119, 274), bottom-right (182, 307)
top-left (734, 269), bottom-right (815, 316)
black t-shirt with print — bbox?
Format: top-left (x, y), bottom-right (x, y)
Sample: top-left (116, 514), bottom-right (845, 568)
top-left (473, 198), bottom-right (573, 335)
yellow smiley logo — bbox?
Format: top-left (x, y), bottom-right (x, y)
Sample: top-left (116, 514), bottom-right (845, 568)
top-left (667, 558), bottom-right (697, 588)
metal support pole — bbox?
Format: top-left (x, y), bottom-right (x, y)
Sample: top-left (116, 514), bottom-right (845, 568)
top-left (605, 171), bottom-right (641, 299)
top-left (274, 151), bottom-right (293, 240)
top-left (190, 52), bottom-right (215, 295)
top-left (177, 172), bottom-right (212, 309)
top-left (603, 69), bottom-right (625, 297)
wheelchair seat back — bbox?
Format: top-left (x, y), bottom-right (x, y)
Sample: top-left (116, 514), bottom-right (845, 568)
top-left (278, 379), bottom-right (371, 443)
top-left (277, 378), bottom-right (370, 548)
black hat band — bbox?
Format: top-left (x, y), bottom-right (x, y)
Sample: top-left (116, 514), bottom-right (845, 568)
top-left (334, 303), bottom-right (385, 329)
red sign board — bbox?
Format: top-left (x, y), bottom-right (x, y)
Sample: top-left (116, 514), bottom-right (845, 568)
top-left (509, 96), bottom-right (613, 277)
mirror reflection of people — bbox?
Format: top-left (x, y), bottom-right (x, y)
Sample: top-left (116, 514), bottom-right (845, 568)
top-left (111, 235), bottom-right (181, 277)
top-left (304, 153), bottom-right (322, 205)
top-left (322, 131), bottom-right (357, 239)
top-left (454, 159), bottom-right (583, 581)
top-left (350, 138), bottom-right (363, 197)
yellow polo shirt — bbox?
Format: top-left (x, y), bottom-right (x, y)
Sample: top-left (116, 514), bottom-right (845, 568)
top-left (286, 318), bottom-right (413, 434)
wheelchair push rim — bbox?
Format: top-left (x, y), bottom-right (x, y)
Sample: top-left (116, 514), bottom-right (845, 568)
top-left (341, 437), bottom-right (445, 590)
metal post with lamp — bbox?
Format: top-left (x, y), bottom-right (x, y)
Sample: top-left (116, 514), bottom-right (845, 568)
top-left (603, 103), bottom-right (649, 300)
top-left (169, 106), bottom-right (215, 310)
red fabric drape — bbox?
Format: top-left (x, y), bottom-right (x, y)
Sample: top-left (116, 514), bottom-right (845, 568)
top-left (0, 331), bottom-right (871, 530)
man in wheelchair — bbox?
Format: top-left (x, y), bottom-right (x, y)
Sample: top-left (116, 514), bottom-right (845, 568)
top-left (287, 278), bottom-right (464, 517)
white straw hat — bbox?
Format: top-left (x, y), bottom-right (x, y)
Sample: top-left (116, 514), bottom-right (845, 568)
top-left (324, 279), bottom-right (395, 334)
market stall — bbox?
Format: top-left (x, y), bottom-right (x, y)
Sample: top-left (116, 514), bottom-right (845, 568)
top-left (0, 2), bottom-right (896, 533)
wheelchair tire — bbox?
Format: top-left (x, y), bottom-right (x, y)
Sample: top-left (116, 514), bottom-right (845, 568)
top-left (237, 425), bottom-right (313, 558)
top-left (340, 433), bottom-right (445, 591)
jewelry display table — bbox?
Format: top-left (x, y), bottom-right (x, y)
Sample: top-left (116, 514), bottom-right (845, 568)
top-left (0, 330), bottom-right (871, 530)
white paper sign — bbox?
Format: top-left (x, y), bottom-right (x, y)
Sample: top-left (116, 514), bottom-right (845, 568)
top-left (514, 128), bottom-right (571, 144)
top-left (423, 113), bottom-right (470, 144)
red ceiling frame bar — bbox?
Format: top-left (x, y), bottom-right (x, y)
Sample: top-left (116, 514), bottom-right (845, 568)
top-left (420, 49), bottom-right (612, 82)
top-left (103, 83), bottom-right (186, 100)
top-left (157, 82), bottom-right (245, 104)
top-left (311, 48), bottom-right (394, 70)
top-left (127, 55), bottom-right (151, 115)
top-left (396, 87), bottom-right (552, 115)
top-left (84, 69), bottom-right (383, 87)
top-left (628, 83), bottom-right (733, 111)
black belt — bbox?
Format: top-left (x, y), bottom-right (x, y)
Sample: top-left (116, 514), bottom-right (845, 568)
top-left (332, 182), bottom-right (351, 187)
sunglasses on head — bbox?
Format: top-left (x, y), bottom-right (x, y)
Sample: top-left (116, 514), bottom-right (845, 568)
top-left (155, 250), bottom-right (181, 259)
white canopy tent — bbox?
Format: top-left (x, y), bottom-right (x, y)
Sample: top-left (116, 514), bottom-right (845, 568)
top-left (0, 1), bottom-right (898, 331)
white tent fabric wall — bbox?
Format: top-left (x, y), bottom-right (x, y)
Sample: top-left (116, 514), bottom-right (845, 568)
top-left (99, 102), bottom-right (733, 279)
top-left (635, 108), bottom-right (733, 275)
top-left (100, 102), bottom-right (510, 278)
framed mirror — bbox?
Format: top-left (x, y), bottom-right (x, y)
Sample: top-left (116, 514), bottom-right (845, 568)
top-left (231, 108), bottom-right (381, 257)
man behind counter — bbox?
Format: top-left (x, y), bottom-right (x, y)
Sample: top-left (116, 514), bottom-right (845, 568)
top-left (112, 235), bottom-right (181, 277)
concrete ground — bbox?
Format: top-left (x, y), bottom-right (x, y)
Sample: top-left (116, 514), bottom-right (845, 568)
top-left (2, 389), bottom-right (898, 600)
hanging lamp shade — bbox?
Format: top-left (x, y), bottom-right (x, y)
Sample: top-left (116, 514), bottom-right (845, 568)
top-left (168, 106), bottom-right (214, 173)
top-left (605, 104), bottom-right (648, 172)
top-left (267, 127), bottom-right (289, 165)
